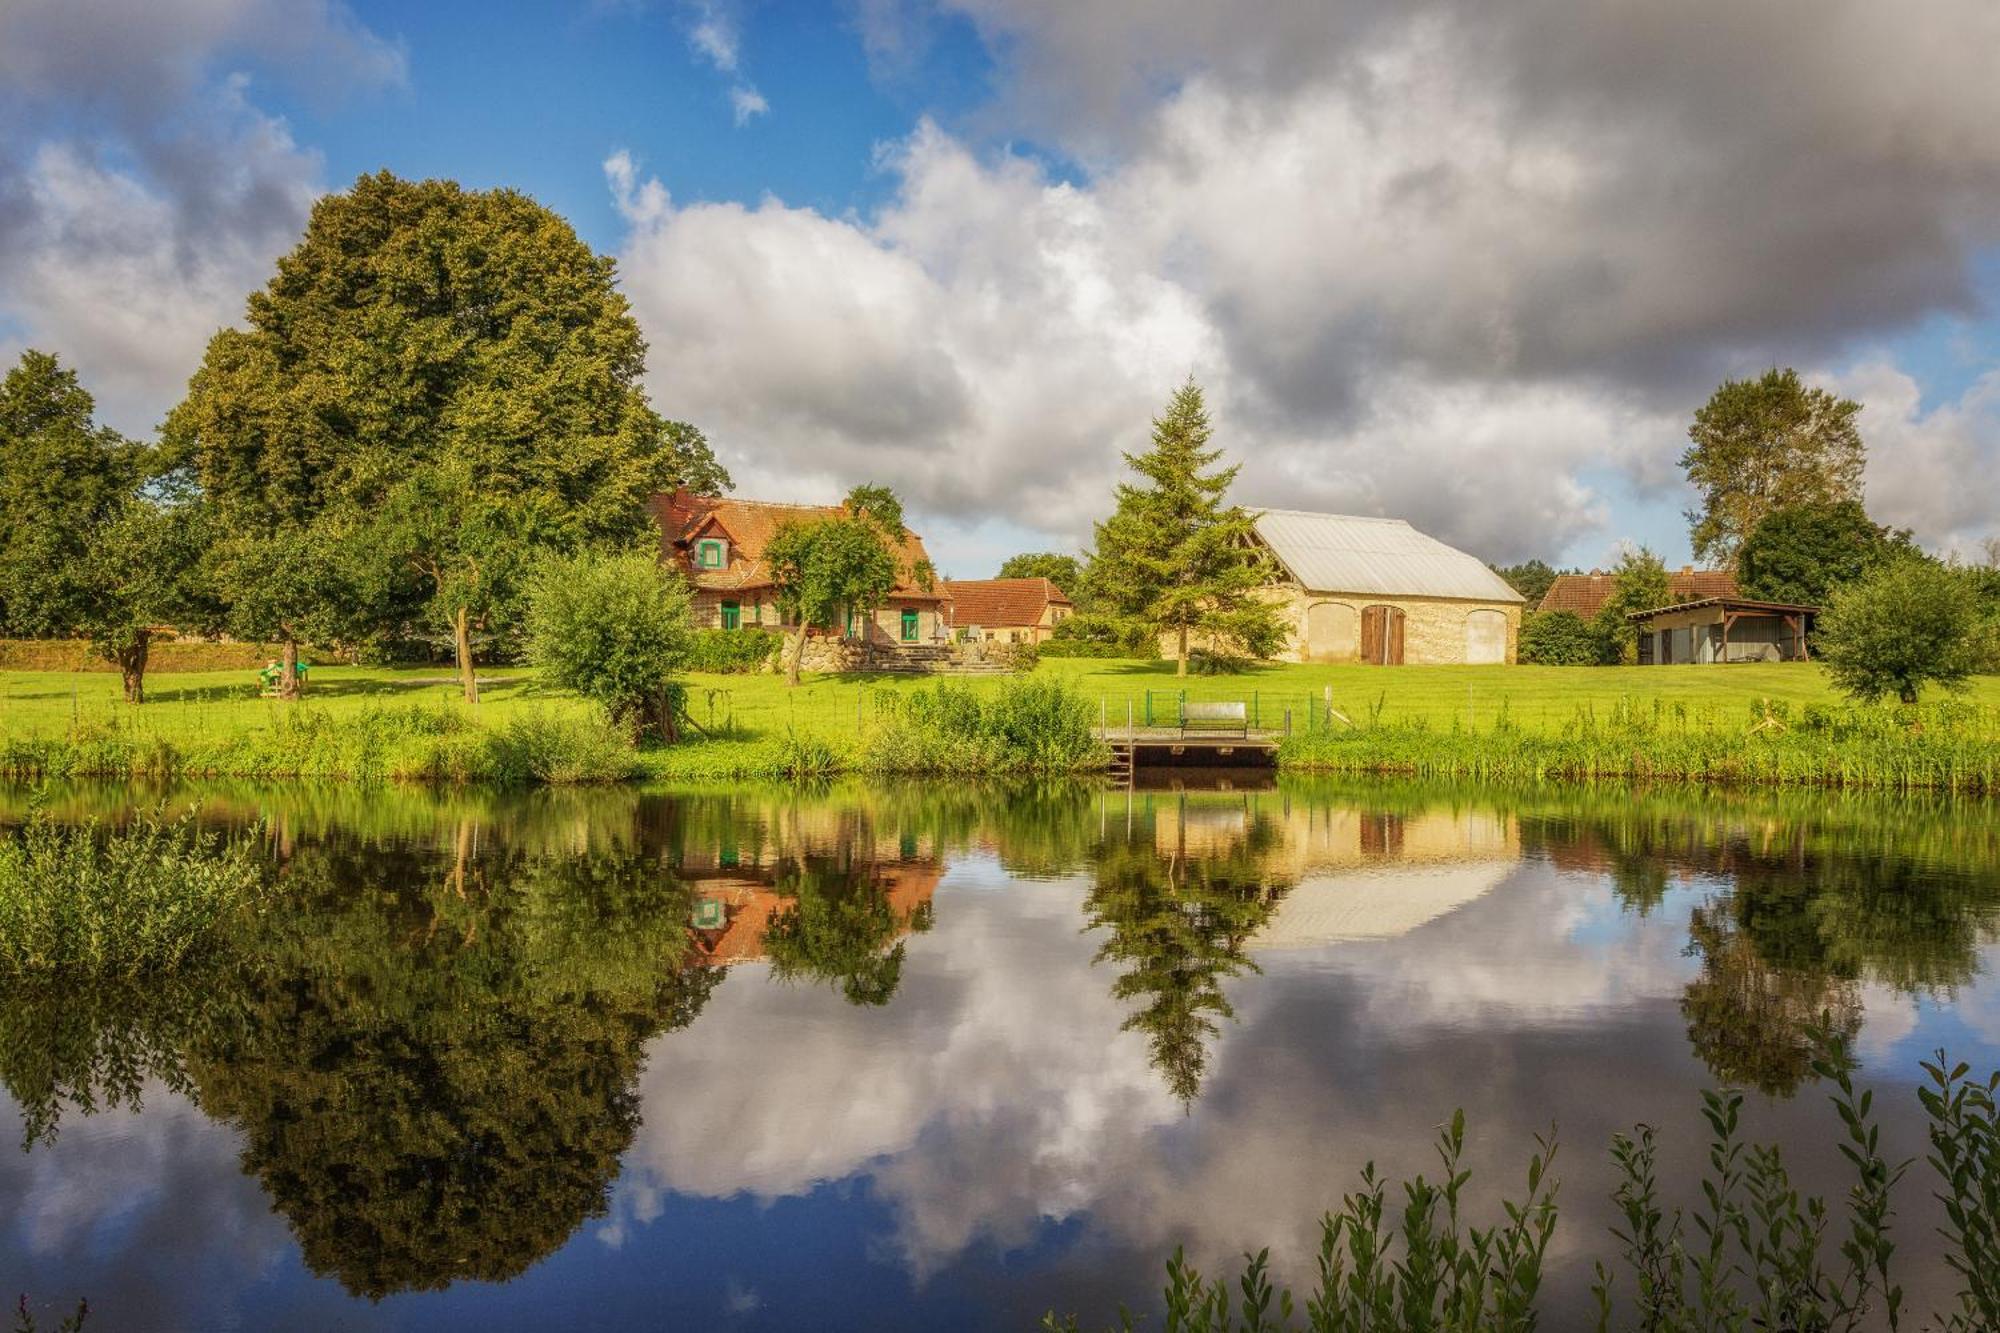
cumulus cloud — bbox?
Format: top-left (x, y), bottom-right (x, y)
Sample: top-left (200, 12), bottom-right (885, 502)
top-left (613, 0), bottom-right (2000, 562)
top-left (0, 0), bottom-right (403, 434)
top-left (1835, 361), bottom-right (2000, 555)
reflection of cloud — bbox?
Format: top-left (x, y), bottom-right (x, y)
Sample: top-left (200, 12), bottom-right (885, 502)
top-left (613, 857), bottom-right (1180, 1274)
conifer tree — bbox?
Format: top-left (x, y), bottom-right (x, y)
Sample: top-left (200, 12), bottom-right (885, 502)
top-left (1089, 380), bottom-right (1283, 676)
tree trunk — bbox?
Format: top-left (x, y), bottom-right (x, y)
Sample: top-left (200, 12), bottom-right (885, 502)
top-left (1176, 624), bottom-right (1189, 677)
top-left (278, 637), bottom-right (302, 701)
top-left (785, 627), bottom-right (807, 686)
top-left (455, 605), bottom-right (479, 705)
top-left (117, 631), bottom-right (150, 704)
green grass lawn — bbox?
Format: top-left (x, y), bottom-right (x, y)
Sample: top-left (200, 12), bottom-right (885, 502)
top-left (6, 657), bottom-right (1997, 749)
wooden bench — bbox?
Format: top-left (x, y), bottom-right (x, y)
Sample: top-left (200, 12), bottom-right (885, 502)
top-left (1179, 700), bottom-right (1248, 739)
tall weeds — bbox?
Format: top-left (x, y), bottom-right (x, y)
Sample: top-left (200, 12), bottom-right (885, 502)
top-left (1045, 1041), bottom-right (2000, 1332)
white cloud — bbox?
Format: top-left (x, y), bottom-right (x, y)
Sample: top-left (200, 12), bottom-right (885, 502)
top-left (730, 84), bottom-right (769, 126)
top-left (0, 0), bottom-right (402, 435)
top-left (1834, 361), bottom-right (2000, 556)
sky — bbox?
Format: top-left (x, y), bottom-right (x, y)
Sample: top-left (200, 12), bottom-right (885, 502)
top-left (3, 0), bottom-right (1999, 577)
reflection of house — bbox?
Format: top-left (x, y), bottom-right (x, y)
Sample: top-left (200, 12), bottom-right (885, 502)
top-left (1629, 597), bottom-right (1817, 664)
top-left (650, 489), bottom-right (950, 648)
top-left (683, 858), bottom-right (942, 965)
top-left (1240, 510), bottom-right (1525, 665)
top-left (1539, 567), bottom-right (1736, 618)
top-left (941, 578), bottom-right (1074, 643)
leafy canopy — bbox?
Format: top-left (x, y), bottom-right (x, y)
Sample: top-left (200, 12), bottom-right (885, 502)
top-left (1594, 546), bottom-right (1673, 664)
top-left (1089, 379), bottom-right (1284, 674)
top-left (1492, 559), bottom-right (1561, 608)
top-left (1682, 368), bottom-right (1865, 567)
top-left (1816, 555), bottom-right (1985, 705)
top-left (1737, 500), bottom-right (1912, 607)
top-left (1518, 610), bottom-right (1610, 666)
top-left (998, 552), bottom-right (1085, 598)
top-left (163, 170), bottom-right (728, 662)
top-left (763, 484), bottom-right (912, 682)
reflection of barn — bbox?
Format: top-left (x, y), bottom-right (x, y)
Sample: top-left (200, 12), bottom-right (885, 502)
top-left (1112, 790), bottom-right (1521, 948)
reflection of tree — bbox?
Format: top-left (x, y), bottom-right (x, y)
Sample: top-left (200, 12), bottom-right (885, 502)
top-left (1682, 903), bottom-right (1862, 1097)
top-left (1083, 800), bottom-right (1289, 1104)
top-left (186, 838), bottom-right (718, 1299)
top-left (0, 974), bottom-right (230, 1149)
top-left (764, 858), bottom-right (922, 1007)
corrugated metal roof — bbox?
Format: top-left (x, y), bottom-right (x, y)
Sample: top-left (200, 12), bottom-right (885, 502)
top-left (1249, 863), bottom-right (1511, 950)
top-left (1252, 509), bottom-right (1524, 603)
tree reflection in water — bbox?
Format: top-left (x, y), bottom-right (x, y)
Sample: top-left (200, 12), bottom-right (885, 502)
top-left (2, 778), bottom-right (1998, 1304)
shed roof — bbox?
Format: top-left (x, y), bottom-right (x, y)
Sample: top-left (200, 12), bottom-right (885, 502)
top-left (940, 577), bottom-right (1071, 628)
top-left (1540, 569), bottom-right (1736, 617)
top-left (1249, 862), bottom-right (1511, 951)
top-left (1251, 510), bottom-right (1523, 603)
top-left (1626, 596), bottom-right (1819, 623)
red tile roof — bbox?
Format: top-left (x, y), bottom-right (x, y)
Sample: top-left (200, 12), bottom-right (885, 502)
top-left (1538, 569), bottom-right (1736, 617)
top-left (940, 577), bottom-right (1072, 629)
top-left (649, 489), bottom-right (946, 602)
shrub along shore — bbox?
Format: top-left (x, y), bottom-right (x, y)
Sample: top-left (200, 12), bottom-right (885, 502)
top-left (2, 660), bottom-right (1998, 790)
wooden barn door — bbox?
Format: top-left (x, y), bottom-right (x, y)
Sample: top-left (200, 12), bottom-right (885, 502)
top-left (1360, 606), bottom-right (1406, 664)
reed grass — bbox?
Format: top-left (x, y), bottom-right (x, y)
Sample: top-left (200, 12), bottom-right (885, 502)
top-left (1045, 1039), bottom-right (1998, 1332)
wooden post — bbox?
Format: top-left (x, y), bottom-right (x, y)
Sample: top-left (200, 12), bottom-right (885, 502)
top-left (1720, 611), bottom-right (1731, 665)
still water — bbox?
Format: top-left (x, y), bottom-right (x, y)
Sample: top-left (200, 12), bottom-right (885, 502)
top-left (3, 778), bottom-right (1999, 1330)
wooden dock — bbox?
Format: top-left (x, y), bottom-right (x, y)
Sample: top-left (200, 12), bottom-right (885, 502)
top-left (1097, 727), bottom-right (1281, 787)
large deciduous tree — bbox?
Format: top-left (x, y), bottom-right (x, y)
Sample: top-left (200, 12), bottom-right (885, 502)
top-left (1088, 380), bottom-right (1283, 676)
top-left (0, 351), bottom-right (213, 702)
top-left (764, 487), bottom-right (906, 686)
top-left (1736, 500), bottom-right (1912, 608)
top-left (1682, 369), bottom-right (1865, 568)
top-left (164, 171), bottom-right (727, 703)
top-left (1595, 546), bottom-right (1673, 664)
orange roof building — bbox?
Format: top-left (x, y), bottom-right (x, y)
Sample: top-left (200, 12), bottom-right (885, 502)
top-left (940, 577), bottom-right (1075, 643)
top-left (1538, 567), bottom-right (1736, 617)
top-left (650, 488), bottom-right (949, 647)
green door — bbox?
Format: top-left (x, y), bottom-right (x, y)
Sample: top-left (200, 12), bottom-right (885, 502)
top-left (901, 608), bottom-right (919, 642)
top-left (720, 601), bottom-right (740, 630)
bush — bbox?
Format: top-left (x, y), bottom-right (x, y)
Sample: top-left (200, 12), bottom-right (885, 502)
top-left (0, 809), bottom-right (268, 976)
top-left (1518, 610), bottom-right (1611, 665)
top-left (488, 711), bottom-right (638, 785)
top-left (524, 551), bottom-right (695, 738)
top-left (1187, 648), bottom-right (1251, 675)
top-left (684, 627), bottom-right (782, 674)
top-left (1817, 555), bottom-right (1986, 704)
top-left (864, 678), bottom-right (1104, 774)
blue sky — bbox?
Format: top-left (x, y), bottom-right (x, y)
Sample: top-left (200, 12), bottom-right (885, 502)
top-left (3, 0), bottom-right (1998, 576)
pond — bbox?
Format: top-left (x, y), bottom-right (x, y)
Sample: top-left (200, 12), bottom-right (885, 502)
top-left (3, 777), bottom-right (1998, 1329)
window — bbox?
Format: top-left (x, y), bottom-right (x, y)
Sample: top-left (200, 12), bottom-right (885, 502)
top-left (900, 608), bottom-right (920, 642)
top-left (696, 538), bottom-right (726, 569)
top-left (720, 601), bottom-right (740, 630)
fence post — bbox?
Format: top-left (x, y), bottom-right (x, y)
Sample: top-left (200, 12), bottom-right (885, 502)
top-left (1284, 707), bottom-right (1292, 737)
top-left (1252, 690), bottom-right (1259, 729)
top-left (1126, 697), bottom-right (1133, 742)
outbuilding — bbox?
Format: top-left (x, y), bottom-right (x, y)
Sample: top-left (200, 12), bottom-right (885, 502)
top-left (1628, 597), bottom-right (1818, 664)
top-left (1247, 509), bottom-right (1525, 665)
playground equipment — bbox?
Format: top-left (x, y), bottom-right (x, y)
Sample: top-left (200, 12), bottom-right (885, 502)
top-left (257, 660), bottom-right (312, 697)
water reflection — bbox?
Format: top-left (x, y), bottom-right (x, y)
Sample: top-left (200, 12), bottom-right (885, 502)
top-left (1, 780), bottom-right (1997, 1328)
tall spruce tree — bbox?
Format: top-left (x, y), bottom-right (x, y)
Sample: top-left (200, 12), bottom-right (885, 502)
top-left (1089, 380), bottom-right (1283, 676)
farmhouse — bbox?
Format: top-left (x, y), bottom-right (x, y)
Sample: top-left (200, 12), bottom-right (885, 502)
top-left (1628, 596), bottom-right (1817, 664)
top-left (941, 577), bottom-right (1074, 643)
top-left (1539, 567), bottom-right (1736, 617)
top-left (1248, 510), bottom-right (1524, 664)
top-left (649, 489), bottom-right (949, 648)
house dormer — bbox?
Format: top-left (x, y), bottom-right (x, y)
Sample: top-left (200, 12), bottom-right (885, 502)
top-left (693, 535), bottom-right (729, 571)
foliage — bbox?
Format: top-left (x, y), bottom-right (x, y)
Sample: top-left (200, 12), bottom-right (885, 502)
top-left (1596, 547), bottom-right (1673, 664)
top-left (162, 171), bottom-right (724, 701)
top-left (763, 860), bottom-right (913, 1006)
top-left (1817, 555), bottom-right (1987, 704)
top-left (0, 809), bottom-right (266, 976)
top-left (13, 1296), bottom-right (88, 1333)
top-left (524, 549), bottom-right (694, 738)
top-left (1738, 500), bottom-right (1913, 607)
top-left (1047, 611), bottom-right (1158, 657)
top-left (683, 627), bottom-right (782, 673)
top-left (998, 551), bottom-right (1086, 600)
top-left (1683, 368), bottom-right (1865, 567)
top-left (863, 677), bottom-right (1104, 774)
top-left (1187, 647), bottom-right (1252, 675)
top-left (1519, 610), bottom-right (1611, 665)
top-left (0, 350), bottom-right (142, 638)
top-left (1493, 558), bottom-right (1561, 607)
top-left (1089, 380), bottom-right (1285, 676)
top-left (764, 485), bottom-right (907, 684)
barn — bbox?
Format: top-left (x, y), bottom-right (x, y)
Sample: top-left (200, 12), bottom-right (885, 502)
top-left (1249, 510), bottom-right (1525, 665)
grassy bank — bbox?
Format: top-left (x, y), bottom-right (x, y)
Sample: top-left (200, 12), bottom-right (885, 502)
top-left (4, 659), bottom-right (1998, 787)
